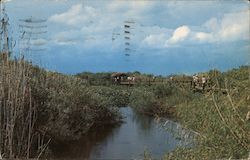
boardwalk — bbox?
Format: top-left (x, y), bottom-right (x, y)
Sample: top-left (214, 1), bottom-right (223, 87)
top-left (119, 79), bottom-right (192, 86)
top-left (117, 79), bottom-right (228, 94)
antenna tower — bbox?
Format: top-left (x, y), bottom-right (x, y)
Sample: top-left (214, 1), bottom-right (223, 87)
top-left (123, 20), bottom-right (135, 61)
top-left (18, 16), bottom-right (47, 64)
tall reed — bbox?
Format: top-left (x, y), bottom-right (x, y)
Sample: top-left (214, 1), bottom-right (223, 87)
top-left (0, 55), bottom-right (45, 158)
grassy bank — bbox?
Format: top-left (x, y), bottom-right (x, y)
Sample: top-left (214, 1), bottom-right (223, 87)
top-left (130, 66), bottom-right (249, 159)
top-left (129, 82), bottom-right (193, 117)
top-left (0, 57), bottom-right (128, 158)
top-left (163, 66), bottom-right (250, 159)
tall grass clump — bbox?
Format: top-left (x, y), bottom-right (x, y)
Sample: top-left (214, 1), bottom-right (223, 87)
top-left (37, 72), bottom-right (123, 141)
top-left (130, 82), bottom-right (193, 116)
top-left (164, 66), bottom-right (250, 159)
top-left (0, 57), bottom-right (125, 158)
top-left (0, 55), bottom-right (45, 158)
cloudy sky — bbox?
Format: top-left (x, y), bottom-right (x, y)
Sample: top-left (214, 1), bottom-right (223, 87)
top-left (5, 0), bottom-right (250, 75)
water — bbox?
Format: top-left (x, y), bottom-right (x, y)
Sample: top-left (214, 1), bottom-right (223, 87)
top-left (51, 107), bottom-right (193, 159)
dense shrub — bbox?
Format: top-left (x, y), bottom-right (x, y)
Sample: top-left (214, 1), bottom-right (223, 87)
top-left (165, 66), bottom-right (250, 159)
top-left (0, 59), bottom-right (124, 158)
top-left (129, 83), bottom-right (191, 116)
top-left (30, 72), bottom-right (123, 141)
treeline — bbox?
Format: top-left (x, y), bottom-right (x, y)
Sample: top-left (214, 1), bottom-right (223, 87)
top-left (76, 71), bottom-right (167, 86)
top-left (76, 72), bottom-right (112, 85)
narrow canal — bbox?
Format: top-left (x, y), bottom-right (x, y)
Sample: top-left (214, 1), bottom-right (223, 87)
top-left (52, 107), bottom-right (193, 159)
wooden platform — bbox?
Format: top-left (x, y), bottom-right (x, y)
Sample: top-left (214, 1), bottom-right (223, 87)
top-left (118, 80), bottom-right (228, 94)
top-left (118, 80), bottom-right (192, 86)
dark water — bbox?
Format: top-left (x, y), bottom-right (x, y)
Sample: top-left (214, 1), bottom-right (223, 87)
top-left (52, 107), bottom-right (193, 159)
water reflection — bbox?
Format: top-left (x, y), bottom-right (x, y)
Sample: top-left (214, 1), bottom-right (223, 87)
top-left (154, 117), bottom-right (195, 147)
top-left (51, 107), bottom-right (194, 159)
top-left (131, 109), bottom-right (154, 133)
top-left (50, 125), bottom-right (118, 159)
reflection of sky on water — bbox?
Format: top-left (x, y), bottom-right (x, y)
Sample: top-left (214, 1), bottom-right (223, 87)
top-left (89, 107), bottom-right (194, 159)
top-left (51, 107), bottom-right (194, 159)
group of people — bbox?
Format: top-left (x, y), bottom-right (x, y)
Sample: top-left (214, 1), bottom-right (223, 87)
top-left (114, 76), bottom-right (124, 82)
top-left (127, 76), bottom-right (136, 82)
top-left (192, 74), bottom-right (207, 90)
top-left (113, 76), bottom-right (135, 83)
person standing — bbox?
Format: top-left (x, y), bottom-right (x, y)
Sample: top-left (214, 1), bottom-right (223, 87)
top-left (193, 74), bottom-right (198, 88)
top-left (202, 76), bottom-right (206, 91)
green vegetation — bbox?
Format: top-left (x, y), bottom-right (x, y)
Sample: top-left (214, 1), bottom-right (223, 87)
top-left (130, 66), bottom-right (249, 159)
top-left (31, 70), bottom-right (125, 141)
top-left (164, 66), bottom-right (250, 159)
top-left (0, 57), bottom-right (126, 158)
top-left (76, 72), bottom-right (112, 86)
top-left (1, 53), bottom-right (249, 159)
top-left (129, 82), bottom-right (192, 117)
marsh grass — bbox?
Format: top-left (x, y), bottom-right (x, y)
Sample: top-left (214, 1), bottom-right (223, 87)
top-left (0, 55), bottom-right (42, 158)
top-left (0, 57), bottom-right (126, 158)
top-left (1, 53), bottom-right (248, 159)
top-left (130, 82), bottom-right (193, 117)
top-left (164, 66), bottom-right (250, 159)
top-left (129, 66), bottom-right (249, 159)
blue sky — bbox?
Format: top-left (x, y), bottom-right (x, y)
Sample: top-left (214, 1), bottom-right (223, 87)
top-left (5, 0), bottom-right (250, 75)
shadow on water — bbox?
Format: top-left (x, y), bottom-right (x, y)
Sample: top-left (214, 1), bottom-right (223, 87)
top-left (50, 107), bottom-right (194, 159)
top-left (50, 124), bottom-right (119, 159)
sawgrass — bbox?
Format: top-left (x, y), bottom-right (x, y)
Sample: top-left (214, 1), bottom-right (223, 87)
top-left (129, 66), bottom-right (249, 159)
top-left (0, 57), bottom-right (125, 158)
top-left (165, 66), bottom-right (250, 159)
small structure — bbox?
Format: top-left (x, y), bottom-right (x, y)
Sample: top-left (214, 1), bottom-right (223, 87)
top-left (111, 72), bottom-right (128, 84)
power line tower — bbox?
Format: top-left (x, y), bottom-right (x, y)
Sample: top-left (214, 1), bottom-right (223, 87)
top-left (123, 20), bottom-right (135, 62)
top-left (111, 28), bottom-right (120, 49)
top-left (18, 16), bottom-right (47, 65)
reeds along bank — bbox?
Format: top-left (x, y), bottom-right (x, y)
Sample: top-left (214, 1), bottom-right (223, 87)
top-left (0, 53), bottom-right (39, 158)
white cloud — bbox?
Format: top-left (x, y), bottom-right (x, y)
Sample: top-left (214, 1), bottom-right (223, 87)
top-left (166, 10), bottom-right (250, 45)
top-left (107, 1), bottom-right (157, 14)
top-left (194, 32), bottom-right (213, 42)
top-left (141, 9), bottom-right (249, 48)
top-left (203, 17), bottom-right (219, 32)
top-left (218, 11), bottom-right (249, 41)
top-left (52, 31), bottom-right (78, 45)
top-left (140, 25), bottom-right (172, 48)
top-left (143, 33), bottom-right (168, 48)
top-left (49, 4), bottom-right (97, 27)
top-left (53, 38), bottom-right (77, 46)
top-left (193, 9), bottom-right (249, 43)
top-left (48, 3), bottom-right (112, 47)
top-left (168, 25), bottom-right (190, 44)
top-left (48, 2), bottom-right (249, 50)
top-left (219, 23), bottom-right (242, 39)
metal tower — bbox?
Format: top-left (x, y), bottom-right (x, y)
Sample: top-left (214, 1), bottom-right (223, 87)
top-left (18, 16), bottom-right (47, 64)
top-left (123, 20), bottom-right (135, 61)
